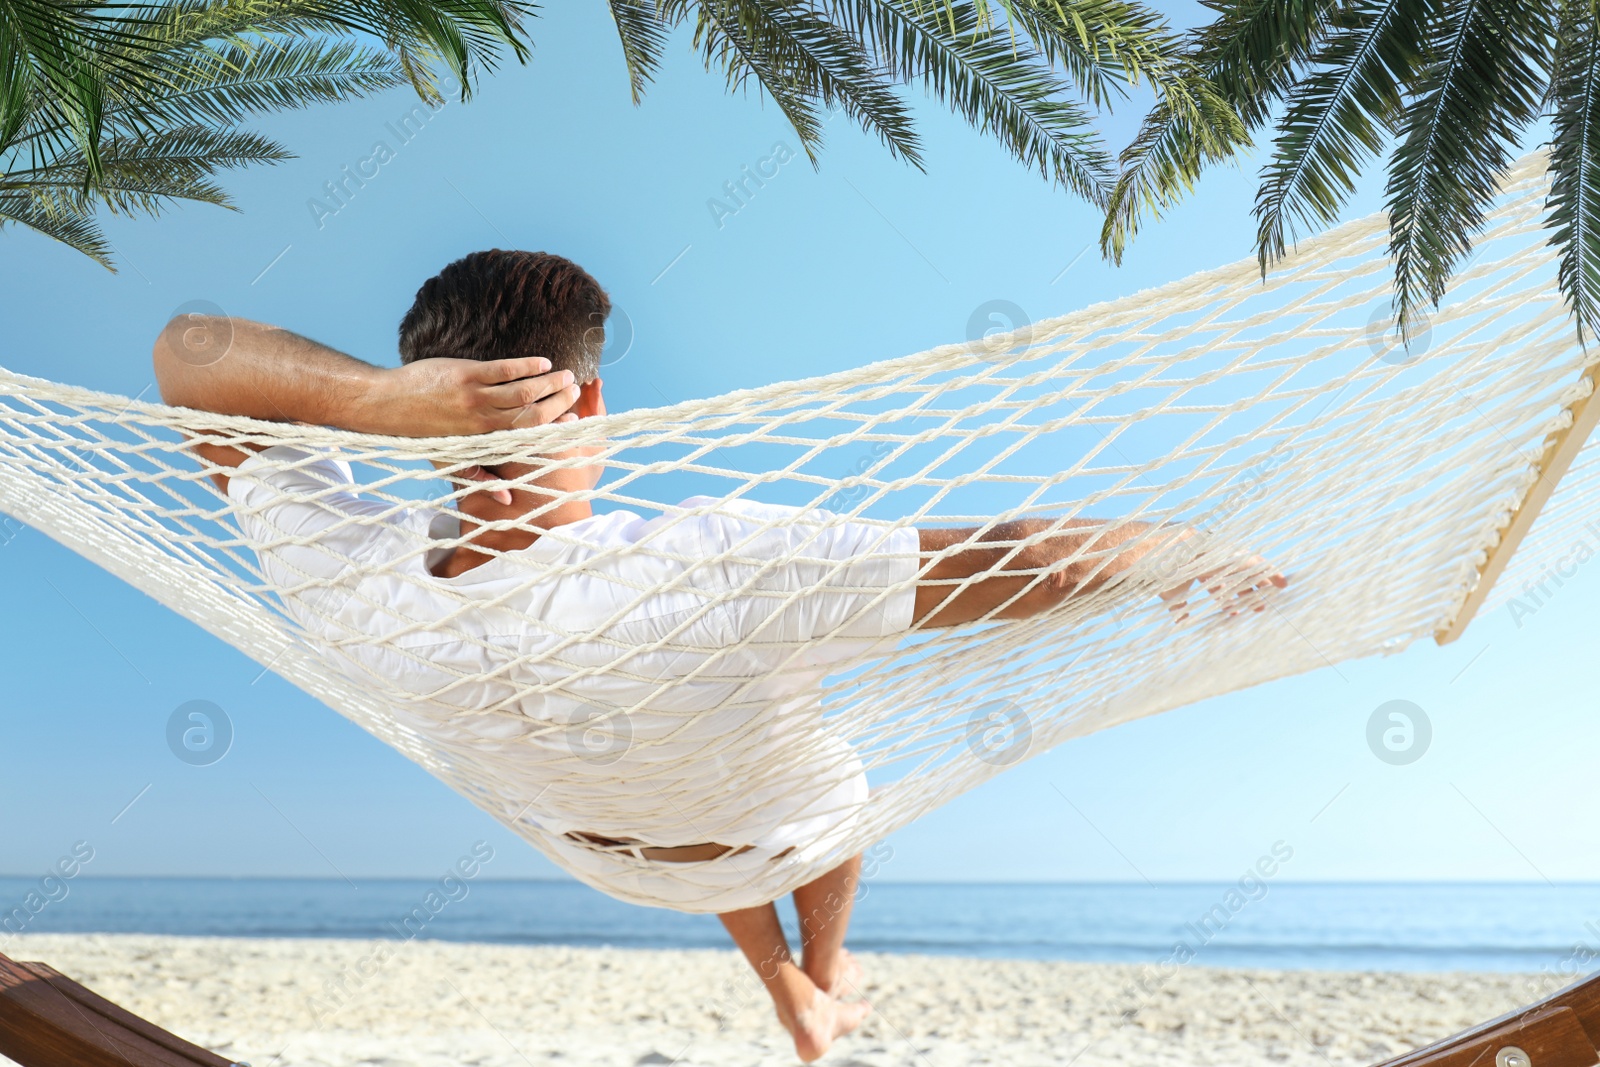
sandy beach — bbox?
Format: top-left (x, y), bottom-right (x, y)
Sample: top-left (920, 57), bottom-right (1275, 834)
top-left (0, 932), bottom-right (1564, 1066)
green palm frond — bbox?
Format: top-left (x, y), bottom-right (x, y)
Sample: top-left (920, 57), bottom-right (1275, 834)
top-left (1385, 0), bottom-right (1553, 331)
top-left (141, 0), bottom-right (346, 47)
top-left (0, 0), bottom-right (417, 270)
top-left (672, 0), bottom-right (831, 156)
top-left (1253, 0), bottom-right (1430, 268)
top-left (0, 190), bottom-right (112, 264)
top-left (607, 0), bottom-right (670, 103)
top-left (113, 36), bottom-right (405, 129)
top-left (628, 0), bottom-right (1175, 206)
top-left (666, 0), bottom-right (920, 166)
top-left (830, 0), bottom-right (1119, 203)
top-left (995, 0), bottom-right (1173, 108)
top-left (1, 0), bottom-right (529, 160)
top-left (1100, 64), bottom-right (1248, 261)
top-left (13, 37), bottom-right (404, 156)
top-left (1108, 0), bottom-right (1600, 348)
top-left (0, 10), bottom-right (30, 148)
top-left (12, 125), bottom-right (290, 216)
top-left (1100, 0), bottom-right (1338, 262)
top-left (1196, 0), bottom-right (1340, 126)
top-left (1549, 0), bottom-right (1600, 343)
top-left (330, 0), bottom-right (532, 100)
top-left (0, 0), bottom-right (125, 181)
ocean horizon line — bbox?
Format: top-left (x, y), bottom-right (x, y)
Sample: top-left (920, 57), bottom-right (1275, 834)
top-left (9, 874), bottom-right (1600, 888)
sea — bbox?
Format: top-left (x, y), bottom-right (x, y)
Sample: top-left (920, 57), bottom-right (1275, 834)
top-left (2, 878), bottom-right (1598, 974)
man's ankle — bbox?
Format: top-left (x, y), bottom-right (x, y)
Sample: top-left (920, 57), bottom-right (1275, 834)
top-left (767, 961), bottom-right (822, 1021)
top-left (800, 954), bottom-right (839, 992)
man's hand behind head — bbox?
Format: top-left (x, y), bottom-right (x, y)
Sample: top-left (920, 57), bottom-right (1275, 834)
top-left (375, 357), bottom-right (583, 437)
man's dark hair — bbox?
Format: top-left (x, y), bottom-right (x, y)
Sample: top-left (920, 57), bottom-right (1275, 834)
top-left (398, 250), bottom-right (610, 382)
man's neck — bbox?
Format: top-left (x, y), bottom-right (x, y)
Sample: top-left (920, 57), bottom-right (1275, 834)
top-left (433, 486), bottom-right (594, 578)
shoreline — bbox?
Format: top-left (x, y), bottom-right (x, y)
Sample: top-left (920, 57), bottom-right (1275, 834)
top-left (0, 932), bottom-right (1566, 1066)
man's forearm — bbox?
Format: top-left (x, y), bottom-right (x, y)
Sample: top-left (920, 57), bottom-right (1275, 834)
top-left (153, 316), bottom-right (387, 430)
top-left (152, 315), bottom-right (581, 437)
top-left (913, 518), bottom-right (1182, 626)
top-left (913, 517), bottom-right (1285, 627)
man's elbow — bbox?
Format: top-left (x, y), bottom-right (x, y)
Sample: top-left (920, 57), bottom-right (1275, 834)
top-left (152, 314), bottom-right (226, 406)
top-left (152, 316), bottom-right (186, 403)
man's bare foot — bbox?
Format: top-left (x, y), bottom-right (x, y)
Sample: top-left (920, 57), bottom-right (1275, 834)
top-left (804, 947), bottom-right (865, 999)
top-left (779, 985), bottom-right (872, 1063)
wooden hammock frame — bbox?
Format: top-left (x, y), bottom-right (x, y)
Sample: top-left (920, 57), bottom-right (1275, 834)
top-left (1436, 359), bottom-right (1600, 644)
top-left (0, 953), bottom-right (235, 1067)
top-left (0, 947), bottom-right (1597, 1067)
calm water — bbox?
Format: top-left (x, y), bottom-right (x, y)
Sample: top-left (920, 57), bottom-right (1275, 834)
top-left (3, 878), bottom-right (1598, 973)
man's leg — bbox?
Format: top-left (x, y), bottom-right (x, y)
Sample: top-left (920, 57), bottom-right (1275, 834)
top-left (792, 854), bottom-right (863, 996)
top-left (719, 899), bottom-right (870, 1062)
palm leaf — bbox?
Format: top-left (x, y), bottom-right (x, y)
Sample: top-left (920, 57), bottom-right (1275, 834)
top-left (670, 0), bottom-right (828, 158)
top-left (1253, 0), bottom-right (1431, 267)
top-left (1385, 0), bottom-right (1553, 331)
top-left (350, 0), bottom-right (533, 99)
top-left (133, 0), bottom-right (347, 47)
top-left (670, 0), bottom-right (921, 166)
top-left (996, 0), bottom-right (1173, 108)
top-left (1547, 0), bottom-right (1600, 344)
top-left (1100, 0), bottom-right (1338, 262)
top-left (1196, 0), bottom-right (1338, 125)
top-left (0, 0), bottom-right (113, 178)
top-left (0, 0), bottom-right (456, 272)
top-left (10, 125), bottom-right (290, 216)
top-left (1099, 64), bottom-right (1248, 261)
top-left (14, 37), bottom-right (404, 154)
top-left (114, 36), bottom-right (405, 129)
top-left (607, 0), bottom-right (669, 104)
top-left (0, 9), bottom-right (30, 149)
top-left (114, 0), bottom-right (530, 101)
top-left (0, 189), bottom-right (112, 265)
top-left (830, 0), bottom-right (1115, 203)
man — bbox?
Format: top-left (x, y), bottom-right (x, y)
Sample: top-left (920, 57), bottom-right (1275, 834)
top-left (154, 250), bottom-right (1285, 1062)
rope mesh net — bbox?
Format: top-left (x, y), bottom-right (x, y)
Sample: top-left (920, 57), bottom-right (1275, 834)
top-left (1, 152), bottom-right (1593, 912)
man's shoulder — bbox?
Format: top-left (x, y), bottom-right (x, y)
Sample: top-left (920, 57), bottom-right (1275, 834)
top-left (227, 445), bottom-right (356, 500)
top-left (229, 445), bottom-right (423, 553)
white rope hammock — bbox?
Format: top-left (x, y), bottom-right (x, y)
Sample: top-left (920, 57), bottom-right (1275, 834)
top-left (3, 152), bottom-right (1595, 913)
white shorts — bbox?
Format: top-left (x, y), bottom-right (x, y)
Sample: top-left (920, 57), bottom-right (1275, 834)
top-left (539, 734), bottom-right (868, 913)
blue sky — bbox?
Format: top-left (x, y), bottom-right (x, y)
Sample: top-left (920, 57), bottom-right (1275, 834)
top-left (3, 3), bottom-right (1599, 887)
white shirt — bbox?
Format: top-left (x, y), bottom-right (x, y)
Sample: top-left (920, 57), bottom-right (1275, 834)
top-left (228, 446), bottom-right (919, 850)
